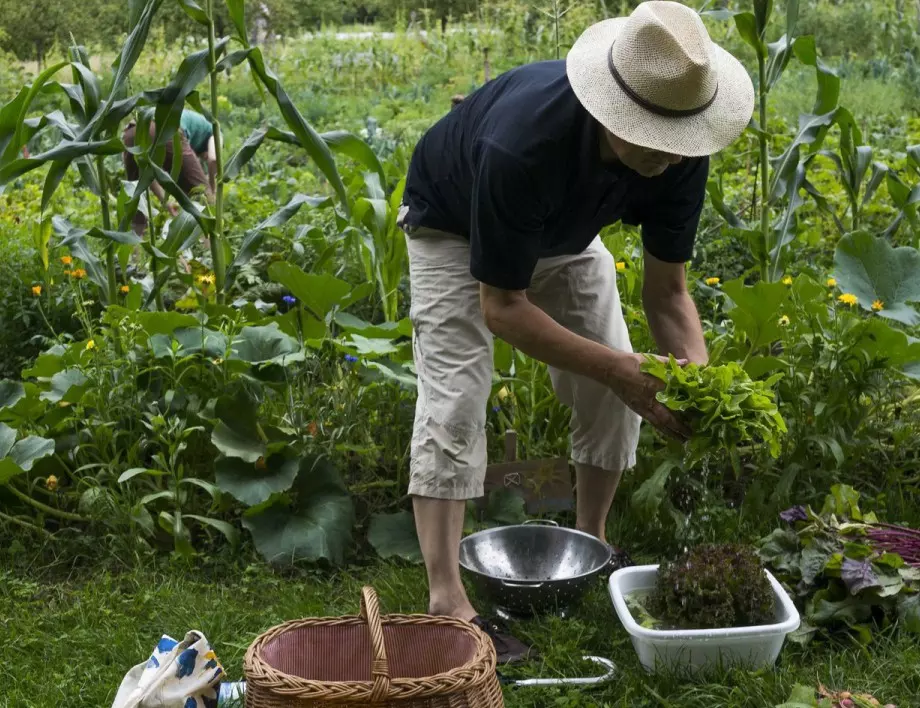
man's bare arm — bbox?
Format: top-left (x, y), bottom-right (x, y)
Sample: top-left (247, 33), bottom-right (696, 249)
top-left (642, 250), bottom-right (708, 365)
top-left (480, 284), bottom-right (690, 440)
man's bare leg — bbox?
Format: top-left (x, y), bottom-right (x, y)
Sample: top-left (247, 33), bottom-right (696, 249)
top-left (413, 495), bottom-right (477, 620)
top-left (574, 462), bottom-right (624, 543)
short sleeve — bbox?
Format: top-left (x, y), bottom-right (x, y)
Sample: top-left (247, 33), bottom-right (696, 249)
top-left (469, 142), bottom-right (545, 290)
top-left (639, 156), bottom-right (709, 263)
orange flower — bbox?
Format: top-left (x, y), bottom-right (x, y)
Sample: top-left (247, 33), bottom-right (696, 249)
top-left (31, 285), bottom-right (42, 296)
top-left (71, 268), bottom-right (87, 280)
top-left (120, 285), bottom-right (130, 294)
top-left (60, 256), bottom-right (73, 266)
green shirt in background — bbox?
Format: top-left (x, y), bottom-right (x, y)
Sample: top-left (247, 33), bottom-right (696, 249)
top-left (180, 110), bottom-right (213, 155)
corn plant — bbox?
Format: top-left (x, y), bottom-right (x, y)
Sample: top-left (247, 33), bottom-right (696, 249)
top-left (0, 0), bottom-right (381, 313)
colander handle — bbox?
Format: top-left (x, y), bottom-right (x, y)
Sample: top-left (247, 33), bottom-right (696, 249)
top-left (502, 579), bottom-right (545, 588)
top-left (523, 519), bottom-right (559, 527)
top-left (360, 586), bottom-right (392, 701)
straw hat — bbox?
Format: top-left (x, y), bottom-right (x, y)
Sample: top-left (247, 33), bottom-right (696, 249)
top-left (566, 1), bottom-right (755, 157)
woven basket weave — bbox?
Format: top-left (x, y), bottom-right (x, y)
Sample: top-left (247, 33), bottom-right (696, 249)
top-left (243, 586), bottom-right (504, 707)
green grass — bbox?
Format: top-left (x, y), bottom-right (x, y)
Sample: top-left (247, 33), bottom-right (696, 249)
top-left (3, 557), bottom-right (918, 708)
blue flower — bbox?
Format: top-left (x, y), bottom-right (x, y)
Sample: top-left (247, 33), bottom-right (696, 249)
top-left (492, 405), bottom-right (501, 413)
top-left (344, 354), bottom-right (358, 364)
top-left (282, 295), bottom-right (296, 305)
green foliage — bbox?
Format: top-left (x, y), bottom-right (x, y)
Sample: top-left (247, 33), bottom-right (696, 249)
top-left (649, 543), bottom-right (776, 630)
top-left (641, 355), bottom-right (787, 469)
top-left (758, 485), bottom-right (920, 644)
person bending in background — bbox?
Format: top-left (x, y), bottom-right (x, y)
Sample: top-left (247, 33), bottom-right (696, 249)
top-left (121, 109), bottom-right (216, 236)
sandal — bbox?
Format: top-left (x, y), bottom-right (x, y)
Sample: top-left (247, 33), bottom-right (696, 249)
top-left (471, 616), bottom-right (536, 665)
top-left (607, 544), bottom-right (634, 573)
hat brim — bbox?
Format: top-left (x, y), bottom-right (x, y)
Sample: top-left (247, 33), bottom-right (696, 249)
top-left (566, 18), bottom-right (755, 157)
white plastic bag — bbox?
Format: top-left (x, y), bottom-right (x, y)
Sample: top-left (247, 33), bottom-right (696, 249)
top-left (112, 630), bottom-right (223, 708)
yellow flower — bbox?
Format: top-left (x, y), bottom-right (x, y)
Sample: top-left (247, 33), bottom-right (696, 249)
top-left (120, 285), bottom-right (130, 294)
top-left (85, 339), bottom-right (96, 351)
top-left (497, 386), bottom-right (510, 401)
top-left (826, 278), bottom-right (837, 288)
top-left (838, 293), bottom-right (858, 307)
top-left (45, 475), bottom-right (58, 491)
top-left (71, 268), bottom-right (87, 280)
top-left (872, 299), bottom-right (884, 311)
top-left (782, 276), bottom-right (793, 286)
top-left (31, 285), bottom-right (42, 296)
top-left (63, 270), bottom-right (72, 277)
top-left (615, 261), bottom-right (626, 272)
top-left (60, 256), bottom-right (73, 266)
top-left (778, 315), bottom-right (790, 327)
top-left (196, 273), bottom-right (216, 286)
top-left (705, 277), bottom-right (720, 286)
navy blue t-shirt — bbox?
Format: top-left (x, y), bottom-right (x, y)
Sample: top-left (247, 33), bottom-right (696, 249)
top-left (403, 60), bottom-right (709, 291)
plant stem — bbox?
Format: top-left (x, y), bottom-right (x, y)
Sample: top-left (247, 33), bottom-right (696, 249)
top-left (757, 53), bottom-right (771, 282)
top-left (206, 0), bottom-right (227, 304)
top-left (0, 509), bottom-right (52, 538)
top-left (96, 155), bottom-right (118, 305)
top-left (7, 484), bottom-right (89, 523)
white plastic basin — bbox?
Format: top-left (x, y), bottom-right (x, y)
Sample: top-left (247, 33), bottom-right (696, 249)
top-left (608, 564), bottom-right (800, 674)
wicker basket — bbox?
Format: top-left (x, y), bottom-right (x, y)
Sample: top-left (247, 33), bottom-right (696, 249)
top-left (243, 586), bottom-right (504, 707)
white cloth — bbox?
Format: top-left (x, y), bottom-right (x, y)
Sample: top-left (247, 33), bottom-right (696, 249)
top-left (111, 631), bottom-right (223, 708)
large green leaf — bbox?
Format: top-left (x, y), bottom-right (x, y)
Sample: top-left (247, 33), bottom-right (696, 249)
top-left (153, 41), bottom-right (228, 150)
top-left (722, 279), bottom-right (790, 351)
top-left (230, 323), bottom-right (304, 366)
top-left (769, 111), bottom-right (838, 202)
top-left (834, 231), bottom-right (920, 325)
top-left (267, 262), bottom-right (353, 318)
top-left (243, 47), bottom-right (349, 214)
top-left (851, 318), bottom-right (920, 378)
top-left (224, 126), bottom-right (383, 185)
top-left (368, 511), bottom-right (423, 563)
top-left (0, 381), bottom-right (25, 411)
top-left (209, 388), bottom-right (269, 462)
top-left (226, 0), bottom-right (248, 45)
top-left (177, 0), bottom-right (209, 24)
top-left (0, 423), bottom-right (15, 459)
top-left (0, 137), bottom-right (124, 187)
top-left (0, 427), bottom-right (56, 484)
top-left (102, 306), bottom-right (199, 336)
top-left (39, 369), bottom-right (88, 404)
top-left (793, 35), bottom-right (840, 115)
top-left (84, 0), bottom-right (167, 138)
top-left (0, 61), bottom-right (69, 165)
top-left (242, 457), bottom-right (354, 566)
top-left (150, 327), bottom-right (227, 359)
top-left (215, 455), bottom-right (299, 506)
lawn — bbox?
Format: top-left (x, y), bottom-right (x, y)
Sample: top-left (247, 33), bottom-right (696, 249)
top-left (3, 552), bottom-right (918, 708)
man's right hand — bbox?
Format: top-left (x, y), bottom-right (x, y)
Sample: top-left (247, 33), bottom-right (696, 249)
top-left (608, 352), bottom-right (691, 442)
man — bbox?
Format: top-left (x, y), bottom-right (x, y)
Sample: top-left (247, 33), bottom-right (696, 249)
top-left (398, 1), bottom-right (754, 663)
top-left (122, 109), bottom-right (216, 235)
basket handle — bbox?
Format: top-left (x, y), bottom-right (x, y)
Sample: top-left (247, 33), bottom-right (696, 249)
top-left (360, 586), bottom-right (392, 702)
